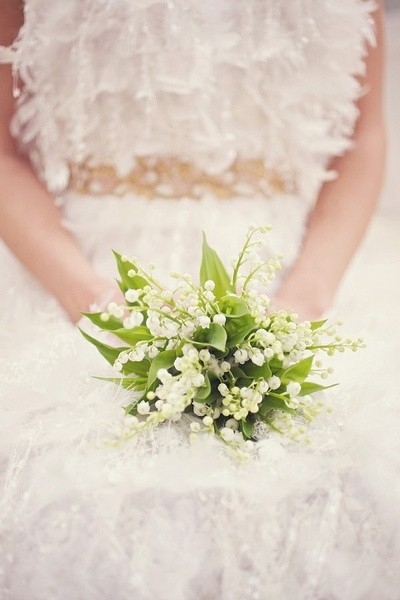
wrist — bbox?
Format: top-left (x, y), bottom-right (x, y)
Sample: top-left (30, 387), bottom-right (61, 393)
top-left (57, 273), bottom-right (117, 324)
top-left (273, 266), bottom-right (336, 320)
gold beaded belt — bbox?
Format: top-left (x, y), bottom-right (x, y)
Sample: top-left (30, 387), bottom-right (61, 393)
top-left (69, 157), bottom-right (293, 199)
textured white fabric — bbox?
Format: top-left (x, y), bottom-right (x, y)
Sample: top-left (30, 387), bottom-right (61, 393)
top-left (2, 2), bottom-right (400, 600)
top-left (0, 0), bottom-right (374, 200)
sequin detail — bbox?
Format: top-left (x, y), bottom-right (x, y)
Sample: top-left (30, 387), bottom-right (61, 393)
top-left (69, 157), bottom-right (294, 199)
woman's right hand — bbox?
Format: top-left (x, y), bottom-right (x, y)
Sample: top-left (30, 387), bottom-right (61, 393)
top-left (61, 274), bottom-right (123, 324)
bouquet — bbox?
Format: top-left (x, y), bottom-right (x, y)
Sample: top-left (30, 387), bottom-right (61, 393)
top-left (81, 226), bottom-right (363, 451)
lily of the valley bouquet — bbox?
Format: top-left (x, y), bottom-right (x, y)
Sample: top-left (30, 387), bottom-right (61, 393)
top-left (82, 226), bottom-right (362, 451)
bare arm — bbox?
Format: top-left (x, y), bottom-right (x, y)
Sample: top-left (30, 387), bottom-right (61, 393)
top-left (0, 1), bottom-right (113, 322)
top-left (273, 2), bottom-right (386, 319)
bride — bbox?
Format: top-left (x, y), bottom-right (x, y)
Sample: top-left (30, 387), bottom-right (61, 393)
top-left (1, 1), bottom-right (398, 599)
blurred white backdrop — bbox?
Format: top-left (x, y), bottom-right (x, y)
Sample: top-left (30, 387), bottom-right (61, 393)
top-left (381, 3), bottom-right (400, 214)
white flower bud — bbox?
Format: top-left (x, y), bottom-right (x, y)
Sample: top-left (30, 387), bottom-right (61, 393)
top-left (233, 349), bottom-right (248, 364)
top-left (192, 373), bottom-right (205, 388)
top-left (249, 348), bottom-right (264, 366)
top-left (199, 349), bottom-right (211, 362)
top-left (287, 381), bottom-right (301, 397)
top-left (204, 291), bottom-right (215, 302)
top-left (157, 368), bottom-right (170, 382)
top-left (113, 306), bottom-right (125, 319)
top-left (213, 313), bottom-right (226, 326)
top-left (119, 353), bottom-right (129, 364)
top-left (198, 315), bottom-right (211, 329)
top-left (220, 427), bottom-right (235, 442)
top-left (193, 402), bottom-right (207, 417)
top-left (268, 376), bottom-right (281, 390)
top-left (125, 289), bottom-right (140, 303)
top-left (148, 346), bottom-right (159, 359)
top-left (123, 317), bottom-right (133, 329)
top-left (137, 401), bottom-right (150, 415)
top-left (161, 403), bottom-right (173, 418)
top-left (218, 383), bottom-right (229, 396)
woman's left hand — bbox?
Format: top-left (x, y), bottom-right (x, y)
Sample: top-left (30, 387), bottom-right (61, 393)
top-left (271, 283), bottom-right (332, 322)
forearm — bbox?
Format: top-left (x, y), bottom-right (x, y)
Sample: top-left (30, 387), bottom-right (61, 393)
top-left (273, 2), bottom-right (385, 320)
top-left (0, 152), bottom-right (111, 321)
top-left (278, 128), bottom-right (385, 313)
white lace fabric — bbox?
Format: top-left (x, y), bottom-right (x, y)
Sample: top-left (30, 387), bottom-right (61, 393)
top-left (0, 0), bottom-right (375, 201)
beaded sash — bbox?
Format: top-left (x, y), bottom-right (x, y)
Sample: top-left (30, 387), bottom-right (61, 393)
top-left (69, 157), bottom-right (294, 199)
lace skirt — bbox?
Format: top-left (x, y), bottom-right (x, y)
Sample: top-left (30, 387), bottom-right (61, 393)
top-left (0, 191), bottom-right (399, 600)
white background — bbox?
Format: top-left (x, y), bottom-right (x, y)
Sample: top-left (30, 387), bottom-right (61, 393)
top-left (381, 4), bottom-right (399, 214)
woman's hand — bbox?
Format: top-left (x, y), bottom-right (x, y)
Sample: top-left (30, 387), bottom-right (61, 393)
top-left (271, 270), bottom-right (333, 322)
top-left (271, 292), bottom-right (327, 322)
top-left (60, 274), bottom-right (122, 324)
top-left (74, 275), bottom-right (126, 337)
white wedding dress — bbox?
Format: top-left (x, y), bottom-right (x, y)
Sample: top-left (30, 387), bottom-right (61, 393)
top-left (1, 2), bottom-right (400, 599)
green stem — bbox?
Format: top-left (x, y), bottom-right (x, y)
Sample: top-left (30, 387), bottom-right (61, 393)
top-left (231, 229), bottom-right (259, 289)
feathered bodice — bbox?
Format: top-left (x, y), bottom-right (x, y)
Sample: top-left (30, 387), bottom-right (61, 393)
top-left (1, 0), bottom-right (374, 200)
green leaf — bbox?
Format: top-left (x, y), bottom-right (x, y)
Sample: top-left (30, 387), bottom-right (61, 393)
top-left (117, 279), bottom-right (126, 295)
top-left (110, 326), bottom-right (152, 345)
top-left (122, 359), bottom-right (151, 377)
top-left (199, 233), bottom-right (233, 300)
top-left (281, 356), bottom-right (314, 385)
top-left (194, 373), bottom-right (211, 402)
top-left (230, 365), bottom-right (247, 380)
top-left (310, 319), bottom-right (328, 331)
top-left (147, 350), bottom-right (177, 387)
top-left (240, 419), bottom-right (254, 440)
top-left (79, 328), bottom-right (127, 366)
top-left (81, 312), bottom-right (122, 331)
top-left (218, 295), bottom-right (249, 319)
top-left (113, 251), bottom-right (149, 292)
top-left (225, 314), bottom-right (256, 347)
top-left (300, 381), bottom-right (338, 396)
top-left (192, 323), bottom-right (227, 353)
top-left (259, 395), bottom-right (296, 416)
top-left (268, 357), bottom-right (284, 372)
top-left (129, 274), bottom-right (149, 290)
top-left (241, 361), bottom-right (272, 381)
